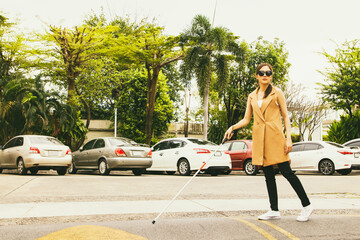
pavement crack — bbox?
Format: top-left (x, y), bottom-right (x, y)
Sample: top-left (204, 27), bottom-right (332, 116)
top-left (1, 177), bottom-right (39, 199)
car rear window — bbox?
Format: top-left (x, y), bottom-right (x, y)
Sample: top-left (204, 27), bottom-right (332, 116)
top-left (187, 139), bottom-right (217, 146)
top-left (29, 136), bottom-right (63, 145)
top-left (109, 137), bottom-right (138, 146)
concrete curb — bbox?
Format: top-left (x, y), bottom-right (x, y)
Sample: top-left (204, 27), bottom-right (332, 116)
top-left (1, 198), bottom-right (359, 219)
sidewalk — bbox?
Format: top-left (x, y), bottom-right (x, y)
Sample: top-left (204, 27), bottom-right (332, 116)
top-left (1, 198), bottom-right (359, 219)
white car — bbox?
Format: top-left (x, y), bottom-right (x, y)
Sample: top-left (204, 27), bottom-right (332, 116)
top-left (147, 138), bottom-right (231, 176)
top-left (289, 141), bottom-right (357, 175)
top-left (0, 135), bottom-right (72, 175)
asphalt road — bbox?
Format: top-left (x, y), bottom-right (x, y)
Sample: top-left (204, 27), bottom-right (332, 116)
top-left (0, 169), bottom-right (360, 239)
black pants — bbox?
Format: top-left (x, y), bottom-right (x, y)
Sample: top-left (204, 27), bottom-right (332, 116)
top-left (262, 161), bottom-right (310, 211)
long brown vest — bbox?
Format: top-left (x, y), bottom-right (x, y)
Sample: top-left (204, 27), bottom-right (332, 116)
top-left (249, 87), bottom-right (289, 166)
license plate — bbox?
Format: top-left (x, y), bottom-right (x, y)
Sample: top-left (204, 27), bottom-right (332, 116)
top-left (48, 151), bottom-right (59, 156)
top-left (132, 151), bottom-right (144, 157)
top-left (214, 151), bottom-right (222, 156)
top-left (355, 153), bottom-right (360, 158)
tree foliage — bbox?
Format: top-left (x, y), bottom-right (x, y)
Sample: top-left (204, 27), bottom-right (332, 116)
top-left (114, 70), bottom-right (173, 144)
top-left (319, 39), bottom-right (360, 116)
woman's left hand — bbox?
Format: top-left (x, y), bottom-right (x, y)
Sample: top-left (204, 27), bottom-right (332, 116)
top-left (284, 137), bottom-right (293, 154)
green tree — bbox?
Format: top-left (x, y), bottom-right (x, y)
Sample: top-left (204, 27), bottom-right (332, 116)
top-left (181, 14), bottom-right (241, 140)
top-left (40, 24), bottom-right (114, 129)
top-left (114, 70), bottom-right (173, 144)
top-left (0, 14), bottom-right (43, 144)
top-left (319, 39), bottom-right (360, 116)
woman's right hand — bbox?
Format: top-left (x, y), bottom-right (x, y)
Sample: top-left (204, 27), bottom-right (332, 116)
top-left (223, 126), bottom-right (234, 143)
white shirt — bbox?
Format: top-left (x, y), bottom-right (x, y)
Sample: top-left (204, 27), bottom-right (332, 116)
top-left (258, 100), bottom-right (263, 108)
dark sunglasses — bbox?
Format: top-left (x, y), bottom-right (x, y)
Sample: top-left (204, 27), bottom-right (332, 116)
top-left (257, 70), bottom-right (273, 77)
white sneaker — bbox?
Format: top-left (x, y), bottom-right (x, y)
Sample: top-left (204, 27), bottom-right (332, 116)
top-left (258, 210), bottom-right (281, 220)
top-left (296, 204), bottom-right (313, 222)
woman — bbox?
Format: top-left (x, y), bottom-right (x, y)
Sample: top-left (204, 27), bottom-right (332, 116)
top-left (223, 63), bottom-right (313, 222)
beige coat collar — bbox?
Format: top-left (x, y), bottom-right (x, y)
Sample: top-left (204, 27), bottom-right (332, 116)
top-left (250, 87), bottom-right (277, 121)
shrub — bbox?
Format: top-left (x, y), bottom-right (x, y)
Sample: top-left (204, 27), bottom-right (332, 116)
top-left (327, 111), bottom-right (360, 144)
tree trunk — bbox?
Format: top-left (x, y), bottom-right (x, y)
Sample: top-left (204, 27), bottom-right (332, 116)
top-left (184, 90), bottom-right (190, 137)
top-left (67, 78), bottom-right (75, 104)
top-left (145, 67), bottom-right (160, 146)
top-left (203, 75), bottom-right (211, 140)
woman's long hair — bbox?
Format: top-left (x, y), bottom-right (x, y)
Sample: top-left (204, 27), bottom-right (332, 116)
top-left (255, 63), bottom-right (273, 99)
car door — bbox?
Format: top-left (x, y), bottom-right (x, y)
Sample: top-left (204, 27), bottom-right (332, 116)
top-left (301, 143), bottom-right (323, 169)
top-left (75, 139), bottom-right (96, 167)
top-left (229, 141), bottom-right (248, 169)
top-left (289, 143), bottom-right (304, 169)
top-left (1, 138), bottom-right (17, 167)
top-left (88, 139), bottom-right (105, 167)
top-left (151, 141), bottom-right (170, 170)
top-left (7, 137), bottom-right (24, 167)
top-left (162, 140), bottom-right (185, 169)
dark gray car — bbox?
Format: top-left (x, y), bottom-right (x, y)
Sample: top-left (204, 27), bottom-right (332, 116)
top-left (69, 137), bottom-right (152, 176)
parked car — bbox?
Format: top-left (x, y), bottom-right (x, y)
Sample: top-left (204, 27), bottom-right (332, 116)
top-left (289, 141), bottom-right (356, 175)
top-left (147, 138), bottom-right (231, 176)
top-left (0, 135), bottom-right (72, 175)
top-left (222, 140), bottom-right (260, 175)
top-left (70, 137), bottom-right (152, 176)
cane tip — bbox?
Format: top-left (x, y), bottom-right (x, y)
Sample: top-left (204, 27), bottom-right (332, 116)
top-left (152, 220), bottom-right (156, 224)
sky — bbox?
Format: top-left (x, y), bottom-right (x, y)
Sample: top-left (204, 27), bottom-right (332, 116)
top-left (1, 0), bottom-right (360, 99)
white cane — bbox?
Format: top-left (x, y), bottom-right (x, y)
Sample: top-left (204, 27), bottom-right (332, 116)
top-left (152, 137), bottom-right (230, 224)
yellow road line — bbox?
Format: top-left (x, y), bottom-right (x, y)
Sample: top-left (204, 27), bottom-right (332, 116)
top-left (231, 218), bottom-right (277, 240)
top-left (258, 220), bottom-right (300, 240)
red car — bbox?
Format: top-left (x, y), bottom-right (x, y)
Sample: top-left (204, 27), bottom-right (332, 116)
top-left (223, 140), bottom-right (260, 175)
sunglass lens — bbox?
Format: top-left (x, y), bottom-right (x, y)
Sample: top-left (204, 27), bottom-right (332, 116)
top-left (266, 71), bottom-right (272, 76)
top-left (258, 71), bottom-right (265, 76)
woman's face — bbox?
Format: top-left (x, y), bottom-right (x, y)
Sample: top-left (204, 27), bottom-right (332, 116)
top-left (256, 66), bottom-right (273, 85)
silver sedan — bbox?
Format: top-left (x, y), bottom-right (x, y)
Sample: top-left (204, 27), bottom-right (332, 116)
top-left (70, 137), bottom-right (152, 176)
top-left (0, 135), bottom-right (72, 175)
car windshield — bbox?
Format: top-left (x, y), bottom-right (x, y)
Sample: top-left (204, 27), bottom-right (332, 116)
top-left (326, 141), bottom-right (345, 148)
top-left (109, 137), bottom-right (139, 146)
top-left (29, 136), bottom-right (63, 145)
top-left (187, 138), bottom-right (217, 146)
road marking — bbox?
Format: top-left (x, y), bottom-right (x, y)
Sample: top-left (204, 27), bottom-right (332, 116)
top-left (231, 218), bottom-right (277, 240)
top-left (36, 225), bottom-right (147, 240)
top-left (258, 220), bottom-right (300, 240)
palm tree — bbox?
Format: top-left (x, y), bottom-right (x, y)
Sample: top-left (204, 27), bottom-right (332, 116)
top-left (181, 15), bottom-right (240, 139)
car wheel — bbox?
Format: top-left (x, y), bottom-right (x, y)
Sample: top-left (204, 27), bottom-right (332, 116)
top-left (177, 159), bottom-right (191, 176)
top-left (98, 159), bottom-right (110, 175)
top-left (319, 159), bottom-right (335, 175)
top-left (0, 168), bottom-right (3, 174)
top-left (244, 160), bottom-right (258, 175)
top-left (166, 171), bottom-right (176, 175)
top-left (17, 159), bottom-right (27, 175)
top-left (224, 170), bottom-right (231, 175)
top-left (57, 167), bottom-right (67, 175)
top-left (30, 169), bottom-right (39, 175)
top-left (132, 169), bottom-right (144, 176)
top-left (336, 169), bottom-right (352, 175)
top-left (68, 161), bottom-right (77, 174)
